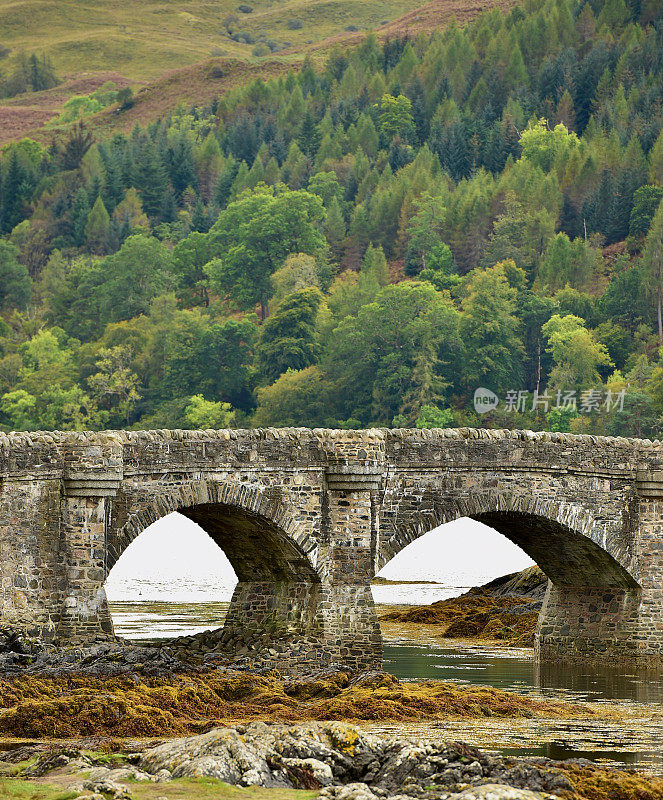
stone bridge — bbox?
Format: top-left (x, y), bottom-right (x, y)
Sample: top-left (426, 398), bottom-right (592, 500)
top-left (1, 426), bottom-right (663, 671)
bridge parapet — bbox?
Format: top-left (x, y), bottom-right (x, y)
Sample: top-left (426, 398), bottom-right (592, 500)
top-left (1, 426), bottom-right (663, 478)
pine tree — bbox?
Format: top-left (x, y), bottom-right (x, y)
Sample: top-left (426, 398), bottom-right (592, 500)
top-left (264, 156), bottom-right (281, 186)
top-left (362, 243), bottom-right (389, 286)
top-left (298, 110), bottom-right (320, 158)
top-left (649, 130), bottom-right (663, 186)
top-left (168, 133), bottom-right (198, 201)
top-left (84, 196), bottom-right (111, 254)
top-left (71, 187), bottom-right (92, 246)
top-left (132, 136), bottom-right (168, 217)
top-left (441, 120), bottom-right (471, 181)
top-left (324, 196), bottom-right (346, 259)
top-left (216, 157), bottom-right (239, 208)
top-left (0, 150), bottom-right (26, 234)
top-left (195, 132), bottom-right (223, 203)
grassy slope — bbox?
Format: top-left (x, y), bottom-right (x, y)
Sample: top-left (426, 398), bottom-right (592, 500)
top-left (0, 0), bottom-right (515, 146)
top-left (0, 0), bottom-right (426, 81)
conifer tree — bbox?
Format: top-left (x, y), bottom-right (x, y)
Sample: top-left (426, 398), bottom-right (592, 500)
top-left (84, 196), bottom-right (110, 254)
top-left (361, 243), bottom-right (389, 286)
top-left (0, 150), bottom-right (25, 234)
top-left (324, 196), bottom-right (346, 258)
top-left (132, 136), bottom-right (168, 216)
top-left (643, 199), bottom-right (663, 345)
top-left (70, 187), bottom-right (92, 247)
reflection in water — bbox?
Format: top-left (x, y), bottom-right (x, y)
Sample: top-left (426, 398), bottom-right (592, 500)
top-left (536, 659), bottom-right (663, 705)
top-left (107, 597), bottom-right (663, 770)
top-left (384, 641), bottom-right (535, 692)
top-left (110, 600), bottom-right (229, 639)
top-left (384, 638), bottom-right (663, 705)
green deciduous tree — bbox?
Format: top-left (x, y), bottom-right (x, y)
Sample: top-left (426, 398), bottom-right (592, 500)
top-left (542, 314), bottom-right (612, 391)
top-left (253, 366), bottom-right (332, 427)
top-left (519, 119), bottom-right (581, 173)
top-left (415, 403), bottom-right (454, 428)
top-left (183, 394), bottom-right (235, 429)
top-left (404, 193), bottom-right (446, 276)
top-left (460, 261), bottom-right (525, 394)
top-left (256, 287), bottom-right (323, 384)
top-left (100, 234), bottom-right (173, 323)
top-left (172, 232), bottom-right (212, 307)
top-left (88, 345), bottom-right (142, 426)
top-left (376, 94), bottom-right (416, 140)
top-left (271, 253), bottom-right (321, 306)
top-left (205, 184), bottom-right (326, 320)
top-left (324, 281), bottom-right (463, 425)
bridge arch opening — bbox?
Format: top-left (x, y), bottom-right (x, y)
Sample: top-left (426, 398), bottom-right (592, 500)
top-left (103, 489), bottom-right (323, 653)
top-left (375, 503), bottom-right (640, 662)
top-left (376, 517), bottom-right (534, 590)
top-left (379, 496), bottom-right (639, 591)
top-left (105, 512), bottom-right (239, 638)
top-left (470, 511), bottom-right (637, 589)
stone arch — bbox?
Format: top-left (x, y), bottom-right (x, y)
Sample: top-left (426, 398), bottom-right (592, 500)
top-left (107, 479), bottom-right (321, 583)
top-left (378, 491), bottom-right (639, 589)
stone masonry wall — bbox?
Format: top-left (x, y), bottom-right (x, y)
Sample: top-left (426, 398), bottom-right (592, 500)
top-left (1, 426), bottom-right (663, 669)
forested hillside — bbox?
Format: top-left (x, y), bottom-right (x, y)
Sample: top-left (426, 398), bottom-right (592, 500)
top-left (0, 0), bottom-right (662, 436)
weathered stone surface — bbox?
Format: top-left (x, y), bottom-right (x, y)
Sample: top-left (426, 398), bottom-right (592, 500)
top-left (6, 723), bottom-right (648, 800)
top-left (135, 722), bottom-right (574, 795)
top-left (455, 786), bottom-right (558, 799)
top-left (1, 426), bottom-right (663, 668)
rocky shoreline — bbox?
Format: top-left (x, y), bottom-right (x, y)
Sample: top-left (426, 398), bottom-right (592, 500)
top-left (0, 571), bottom-right (661, 799)
top-left (381, 568), bottom-right (547, 647)
top-left (1, 721), bottom-right (661, 800)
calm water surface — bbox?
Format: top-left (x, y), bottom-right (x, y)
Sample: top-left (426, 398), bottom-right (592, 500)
top-left (107, 581), bottom-right (663, 770)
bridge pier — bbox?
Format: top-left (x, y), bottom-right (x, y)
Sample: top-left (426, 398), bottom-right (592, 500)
top-left (535, 487), bottom-right (663, 665)
top-left (536, 584), bottom-right (643, 662)
top-left (56, 491), bottom-right (116, 641)
top-left (216, 465), bottom-right (384, 672)
top-left (315, 466), bottom-right (384, 671)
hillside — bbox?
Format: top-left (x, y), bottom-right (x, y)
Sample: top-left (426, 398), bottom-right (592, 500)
top-left (0, 0), bottom-right (515, 145)
top-left (0, 0), bottom-right (661, 439)
top-left (0, 60), bottom-right (287, 145)
top-left (0, 0), bottom-right (508, 82)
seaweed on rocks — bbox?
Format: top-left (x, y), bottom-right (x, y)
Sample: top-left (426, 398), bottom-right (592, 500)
top-left (4, 723), bottom-right (662, 800)
top-left (0, 670), bottom-right (595, 738)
